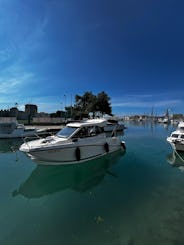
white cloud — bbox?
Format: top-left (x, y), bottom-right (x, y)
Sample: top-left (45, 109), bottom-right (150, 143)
top-left (0, 3), bottom-right (48, 101)
top-left (37, 103), bottom-right (61, 113)
top-left (111, 93), bottom-right (183, 109)
top-left (0, 1), bottom-right (48, 66)
top-left (0, 72), bottom-right (34, 95)
top-left (112, 99), bottom-right (182, 108)
top-left (0, 79), bottom-right (21, 93)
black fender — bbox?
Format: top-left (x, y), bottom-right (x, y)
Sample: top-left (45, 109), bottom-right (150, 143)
top-left (121, 142), bottom-right (126, 150)
top-left (75, 147), bottom-right (81, 161)
top-left (104, 142), bottom-right (109, 153)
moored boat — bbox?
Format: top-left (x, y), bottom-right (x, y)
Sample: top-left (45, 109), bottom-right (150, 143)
top-left (104, 118), bottom-right (126, 132)
top-left (167, 121), bottom-right (184, 151)
top-left (19, 118), bottom-right (126, 165)
top-left (0, 117), bottom-right (46, 139)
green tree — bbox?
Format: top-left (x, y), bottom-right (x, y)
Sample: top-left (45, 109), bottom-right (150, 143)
top-left (72, 91), bottom-right (112, 119)
top-left (96, 91), bottom-right (112, 116)
top-left (73, 91), bottom-right (95, 118)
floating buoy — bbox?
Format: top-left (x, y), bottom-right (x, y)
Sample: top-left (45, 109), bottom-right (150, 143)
top-left (104, 142), bottom-right (109, 153)
top-left (75, 147), bottom-right (81, 161)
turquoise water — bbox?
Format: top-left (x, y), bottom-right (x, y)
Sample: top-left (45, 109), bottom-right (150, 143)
top-left (1, 122), bottom-right (184, 245)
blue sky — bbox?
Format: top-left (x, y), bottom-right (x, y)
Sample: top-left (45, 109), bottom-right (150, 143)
top-left (0, 0), bottom-right (184, 116)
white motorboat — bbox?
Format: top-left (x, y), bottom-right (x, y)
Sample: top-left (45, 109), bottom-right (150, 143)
top-left (0, 117), bottom-right (45, 139)
top-left (167, 121), bottom-right (184, 151)
top-left (158, 117), bottom-right (170, 124)
top-left (19, 118), bottom-right (126, 165)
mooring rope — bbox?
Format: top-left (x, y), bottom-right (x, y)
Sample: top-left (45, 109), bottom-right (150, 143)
top-left (173, 147), bottom-right (184, 163)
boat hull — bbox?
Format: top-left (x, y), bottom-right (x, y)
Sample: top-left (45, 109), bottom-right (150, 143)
top-left (168, 142), bottom-right (184, 152)
top-left (24, 138), bottom-right (125, 165)
top-left (167, 137), bottom-right (184, 152)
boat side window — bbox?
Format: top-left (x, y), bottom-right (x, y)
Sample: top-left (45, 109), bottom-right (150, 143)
top-left (181, 135), bottom-right (184, 139)
top-left (89, 126), bottom-right (103, 136)
top-left (72, 127), bottom-right (88, 138)
top-left (172, 134), bottom-right (179, 138)
top-left (95, 126), bottom-right (104, 134)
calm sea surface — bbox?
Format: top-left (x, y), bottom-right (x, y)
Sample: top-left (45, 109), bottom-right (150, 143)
top-left (1, 122), bottom-right (184, 245)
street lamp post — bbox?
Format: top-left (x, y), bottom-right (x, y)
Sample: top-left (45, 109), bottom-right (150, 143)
top-left (70, 94), bottom-right (72, 118)
top-left (64, 94), bottom-right (66, 122)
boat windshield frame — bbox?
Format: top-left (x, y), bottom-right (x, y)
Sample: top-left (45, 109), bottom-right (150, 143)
top-left (56, 126), bottom-right (79, 138)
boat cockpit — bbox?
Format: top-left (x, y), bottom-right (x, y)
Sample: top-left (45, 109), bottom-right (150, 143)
top-left (57, 125), bottom-right (104, 139)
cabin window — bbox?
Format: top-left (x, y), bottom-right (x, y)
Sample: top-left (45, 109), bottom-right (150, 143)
top-left (171, 134), bottom-right (179, 138)
top-left (72, 126), bottom-right (104, 138)
top-left (72, 127), bottom-right (88, 138)
top-left (89, 126), bottom-right (103, 136)
top-left (95, 126), bottom-right (104, 134)
top-left (181, 135), bottom-right (184, 139)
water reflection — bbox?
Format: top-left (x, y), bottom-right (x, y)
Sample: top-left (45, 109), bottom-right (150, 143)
top-left (13, 151), bottom-right (125, 199)
top-left (167, 151), bottom-right (184, 170)
top-left (0, 138), bottom-right (23, 153)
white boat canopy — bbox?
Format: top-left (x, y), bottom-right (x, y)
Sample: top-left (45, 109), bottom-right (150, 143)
top-left (67, 118), bottom-right (107, 128)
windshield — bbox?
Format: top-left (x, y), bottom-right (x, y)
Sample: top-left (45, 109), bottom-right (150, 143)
top-left (57, 126), bottom-right (78, 138)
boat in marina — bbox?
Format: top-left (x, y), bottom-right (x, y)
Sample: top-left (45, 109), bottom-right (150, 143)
top-left (19, 118), bottom-right (126, 165)
top-left (167, 121), bottom-right (184, 151)
top-left (0, 117), bottom-right (46, 139)
top-left (158, 117), bottom-right (170, 124)
top-left (104, 118), bottom-right (126, 133)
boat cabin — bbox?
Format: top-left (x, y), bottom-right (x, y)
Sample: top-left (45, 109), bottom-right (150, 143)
top-left (170, 132), bottom-right (184, 140)
top-left (56, 119), bottom-right (106, 140)
top-left (57, 125), bottom-right (104, 139)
